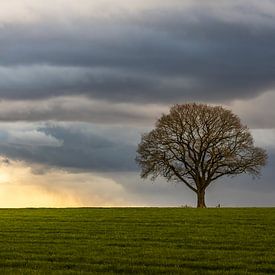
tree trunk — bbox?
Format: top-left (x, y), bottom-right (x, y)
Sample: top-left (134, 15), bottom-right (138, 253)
top-left (197, 189), bottom-right (206, 208)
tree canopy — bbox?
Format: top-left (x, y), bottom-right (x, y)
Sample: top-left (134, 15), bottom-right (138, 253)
top-left (136, 103), bottom-right (267, 208)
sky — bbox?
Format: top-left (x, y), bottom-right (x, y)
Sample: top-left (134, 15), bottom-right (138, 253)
top-left (0, 0), bottom-right (274, 207)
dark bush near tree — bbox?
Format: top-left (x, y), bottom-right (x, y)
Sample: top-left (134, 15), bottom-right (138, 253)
top-left (136, 103), bottom-right (267, 208)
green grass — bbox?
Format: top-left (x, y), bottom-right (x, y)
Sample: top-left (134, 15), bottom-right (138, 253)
top-left (0, 208), bottom-right (274, 274)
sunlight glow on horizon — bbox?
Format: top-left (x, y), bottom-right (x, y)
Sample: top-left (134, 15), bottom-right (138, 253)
top-left (0, 159), bottom-right (134, 208)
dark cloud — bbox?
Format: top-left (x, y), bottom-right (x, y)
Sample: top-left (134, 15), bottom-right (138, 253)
top-left (0, 124), bottom-right (138, 172)
top-left (0, 1), bottom-right (274, 206)
top-left (0, 3), bottom-right (275, 103)
top-left (0, 97), bottom-right (164, 125)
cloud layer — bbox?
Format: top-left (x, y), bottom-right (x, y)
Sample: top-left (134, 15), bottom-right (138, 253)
top-left (0, 123), bottom-right (138, 172)
top-left (1, 0), bottom-right (275, 105)
top-left (0, 1), bottom-right (274, 206)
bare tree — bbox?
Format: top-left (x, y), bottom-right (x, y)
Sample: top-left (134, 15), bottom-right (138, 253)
top-left (136, 103), bottom-right (267, 208)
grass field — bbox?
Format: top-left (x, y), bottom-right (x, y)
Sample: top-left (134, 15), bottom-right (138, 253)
top-left (0, 208), bottom-right (274, 274)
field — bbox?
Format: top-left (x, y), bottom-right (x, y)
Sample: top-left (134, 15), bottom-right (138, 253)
top-left (0, 208), bottom-right (274, 274)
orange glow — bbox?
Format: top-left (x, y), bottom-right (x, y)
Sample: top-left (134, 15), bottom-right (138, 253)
top-left (0, 159), bottom-right (131, 208)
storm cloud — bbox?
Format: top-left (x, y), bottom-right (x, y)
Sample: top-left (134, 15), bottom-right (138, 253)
top-left (0, 0), bottom-right (274, 206)
top-left (0, 123), bottom-right (138, 172)
top-left (0, 0), bottom-right (275, 104)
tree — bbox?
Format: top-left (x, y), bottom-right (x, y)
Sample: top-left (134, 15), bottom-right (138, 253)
top-left (136, 103), bottom-right (267, 208)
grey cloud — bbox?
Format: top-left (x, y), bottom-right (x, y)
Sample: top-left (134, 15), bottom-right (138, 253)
top-left (0, 123), bottom-right (138, 172)
top-left (0, 1), bottom-right (274, 207)
top-left (0, 96), bottom-right (167, 125)
top-left (229, 91), bottom-right (275, 129)
top-left (0, 2), bottom-right (275, 104)
top-left (0, 65), bottom-right (161, 102)
top-left (0, 120), bottom-right (271, 174)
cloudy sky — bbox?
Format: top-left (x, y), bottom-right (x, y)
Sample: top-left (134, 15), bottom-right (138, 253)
top-left (0, 0), bottom-right (274, 207)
